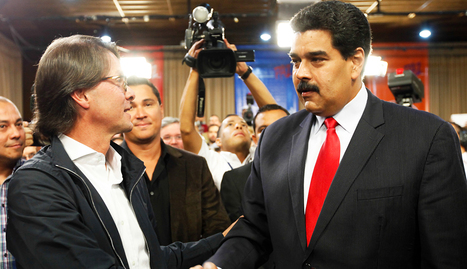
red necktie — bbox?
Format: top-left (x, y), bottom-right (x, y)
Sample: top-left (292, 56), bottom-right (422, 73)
top-left (305, 117), bottom-right (340, 246)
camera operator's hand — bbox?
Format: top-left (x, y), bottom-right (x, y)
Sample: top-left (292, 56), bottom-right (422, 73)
top-left (224, 38), bottom-right (277, 108)
top-left (188, 40), bottom-right (205, 60)
top-left (224, 39), bottom-right (249, 76)
top-left (23, 121), bottom-right (34, 147)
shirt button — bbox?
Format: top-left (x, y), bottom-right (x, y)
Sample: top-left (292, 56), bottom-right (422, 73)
top-left (4, 253), bottom-right (7, 257)
top-left (150, 191), bottom-right (154, 196)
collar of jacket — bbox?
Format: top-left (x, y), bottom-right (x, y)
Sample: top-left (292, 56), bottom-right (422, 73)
top-left (46, 136), bottom-right (146, 198)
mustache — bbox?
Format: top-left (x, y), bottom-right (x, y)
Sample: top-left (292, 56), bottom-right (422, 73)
top-left (297, 81), bottom-right (320, 94)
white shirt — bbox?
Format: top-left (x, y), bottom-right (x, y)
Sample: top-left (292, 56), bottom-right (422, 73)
top-left (303, 84), bottom-right (368, 211)
top-left (198, 134), bottom-right (253, 190)
top-left (59, 134), bottom-right (150, 269)
top-left (462, 152), bottom-right (467, 178)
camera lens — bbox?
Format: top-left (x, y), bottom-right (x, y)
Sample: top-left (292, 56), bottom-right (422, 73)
top-left (208, 56), bottom-right (225, 70)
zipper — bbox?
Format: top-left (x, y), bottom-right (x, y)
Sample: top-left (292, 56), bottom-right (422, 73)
top-left (128, 169), bottom-right (152, 267)
top-left (56, 164), bottom-right (128, 269)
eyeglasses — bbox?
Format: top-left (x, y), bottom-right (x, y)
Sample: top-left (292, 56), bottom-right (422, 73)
top-left (101, 76), bottom-right (128, 92)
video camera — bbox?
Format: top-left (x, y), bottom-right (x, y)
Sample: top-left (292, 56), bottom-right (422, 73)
top-left (387, 69), bottom-right (424, 107)
top-left (242, 93), bottom-right (254, 126)
top-left (184, 3), bottom-right (255, 78)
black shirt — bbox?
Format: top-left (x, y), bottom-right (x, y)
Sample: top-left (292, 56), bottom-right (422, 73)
top-left (144, 142), bottom-right (171, 245)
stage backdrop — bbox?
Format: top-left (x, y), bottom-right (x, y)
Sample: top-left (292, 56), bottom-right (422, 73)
top-left (121, 46), bottom-right (165, 103)
top-left (365, 43), bottom-right (429, 111)
top-left (235, 45), bottom-right (299, 116)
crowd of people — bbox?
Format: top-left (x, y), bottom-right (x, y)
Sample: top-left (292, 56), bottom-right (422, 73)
top-left (1, 1), bottom-right (467, 269)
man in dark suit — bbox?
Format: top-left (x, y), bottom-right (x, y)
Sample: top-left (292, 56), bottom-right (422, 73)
top-left (122, 77), bottom-right (231, 245)
top-left (221, 104), bottom-right (289, 222)
top-left (193, 1), bottom-right (467, 269)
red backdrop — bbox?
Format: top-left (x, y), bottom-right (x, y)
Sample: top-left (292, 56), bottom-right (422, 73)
top-left (121, 46), bottom-right (165, 103)
top-left (365, 43), bottom-right (429, 111)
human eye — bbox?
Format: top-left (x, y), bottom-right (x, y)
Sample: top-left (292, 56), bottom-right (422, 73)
top-left (0, 125), bottom-right (6, 129)
top-left (311, 57), bottom-right (325, 63)
top-left (290, 58), bottom-right (300, 68)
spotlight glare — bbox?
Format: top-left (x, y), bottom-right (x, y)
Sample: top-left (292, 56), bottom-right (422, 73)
top-left (120, 57), bottom-right (152, 79)
top-left (276, 21), bottom-right (294, 48)
top-left (419, 29), bottom-right (431, 38)
top-left (261, 33), bottom-right (271, 41)
top-left (101, 35), bottom-right (111, 43)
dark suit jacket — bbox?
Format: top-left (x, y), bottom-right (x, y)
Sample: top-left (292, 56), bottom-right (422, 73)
top-left (221, 163), bottom-right (252, 222)
top-left (121, 141), bottom-right (231, 243)
top-left (210, 90), bottom-right (467, 269)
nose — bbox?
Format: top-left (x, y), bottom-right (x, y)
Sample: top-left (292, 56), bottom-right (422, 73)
top-left (126, 86), bottom-right (135, 102)
top-left (134, 106), bottom-right (147, 119)
top-left (295, 61), bottom-right (312, 81)
top-left (9, 125), bottom-right (23, 140)
top-left (235, 122), bottom-right (243, 129)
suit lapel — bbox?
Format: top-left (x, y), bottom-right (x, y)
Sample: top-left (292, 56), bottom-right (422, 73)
top-left (165, 146), bottom-right (186, 241)
top-left (288, 112), bottom-right (315, 252)
top-left (306, 91), bottom-right (385, 255)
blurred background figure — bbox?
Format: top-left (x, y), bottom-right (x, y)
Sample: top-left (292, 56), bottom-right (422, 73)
top-left (161, 117), bottom-right (184, 150)
top-left (209, 115), bottom-right (221, 126)
top-left (22, 146), bottom-right (41, 160)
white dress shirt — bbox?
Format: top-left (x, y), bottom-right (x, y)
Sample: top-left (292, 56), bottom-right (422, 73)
top-left (303, 84), bottom-right (368, 211)
top-left (59, 134), bottom-right (150, 269)
top-left (198, 134), bottom-right (254, 190)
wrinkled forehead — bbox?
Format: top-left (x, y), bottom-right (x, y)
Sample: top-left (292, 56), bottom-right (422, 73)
top-left (221, 115), bottom-right (246, 127)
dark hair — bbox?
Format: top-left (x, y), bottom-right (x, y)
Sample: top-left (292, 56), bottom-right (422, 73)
top-left (127, 76), bottom-right (162, 104)
top-left (208, 124), bottom-right (220, 138)
top-left (290, 0), bottom-right (372, 61)
top-left (253, 104), bottom-right (289, 133)
top-left (460, 129), bottom-right (467, 150)
top-left (33, 35), bottom-right (119, 139)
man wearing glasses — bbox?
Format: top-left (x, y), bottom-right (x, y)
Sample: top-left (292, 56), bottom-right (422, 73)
top-left (6, 35), bottom-right (228, 269)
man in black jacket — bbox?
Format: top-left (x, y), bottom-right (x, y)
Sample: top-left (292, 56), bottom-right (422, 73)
top-left (7, 35), bottom-right (224, 269)
top-left (121, 76), bottom-right (230, 245)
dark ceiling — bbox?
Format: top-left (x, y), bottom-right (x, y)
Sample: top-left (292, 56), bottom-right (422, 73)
top-left (1, 0), bottom-right (467, 60)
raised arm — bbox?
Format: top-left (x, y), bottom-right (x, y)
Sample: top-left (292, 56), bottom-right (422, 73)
top-left (225, 39), bottom-right (276, 108)
top-left (179, 40), bottom-right (205, 154)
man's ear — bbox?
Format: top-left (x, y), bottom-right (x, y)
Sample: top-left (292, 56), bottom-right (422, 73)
top-left (70, 89), bottom-right (90, 109)
top-left (251, 133), bottom-right (258, 145)
top-left (215, 137), bottom-right (222, 149)
top-left (351, 47), bottom-right (365, 81)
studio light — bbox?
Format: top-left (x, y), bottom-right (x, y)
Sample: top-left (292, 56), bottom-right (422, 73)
top-left (364, 56), bottom-right (388, 77)
top-left (261, 32), bottom-right (271, 41)
top-left (120, 57), bottom-right (152, 79)
top-left (419, 29), bottom-right (431, 38)
top-left (276, 20), bottom-right (293, 48)
top-left (419, 22), bottom-right (432, 39)
top-left (101, 35), bottom-right (112, 43)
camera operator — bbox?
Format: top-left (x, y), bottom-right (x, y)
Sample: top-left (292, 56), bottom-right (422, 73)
top-left (179, 38), bottom-right (276, 190)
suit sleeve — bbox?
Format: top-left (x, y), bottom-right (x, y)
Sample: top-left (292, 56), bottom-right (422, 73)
top-left (221, 170), bottom-right (243, 222)
top-left (208, 128), bottom-right (273, 269)
top-left (418, 121), bottom-right (467, 267)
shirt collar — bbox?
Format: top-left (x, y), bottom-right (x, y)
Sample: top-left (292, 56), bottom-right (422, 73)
top-left (314, 83), bottom-right (368, 133)
top-left (59, 133), bottom-right (97, 161)
top-left (58, 134), bottom-right (122, 170)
